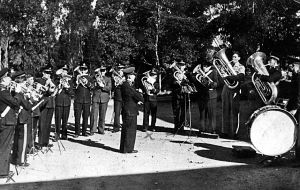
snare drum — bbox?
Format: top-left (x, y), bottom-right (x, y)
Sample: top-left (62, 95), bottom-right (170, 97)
top-left (247, 105), bottom-right (297, 156)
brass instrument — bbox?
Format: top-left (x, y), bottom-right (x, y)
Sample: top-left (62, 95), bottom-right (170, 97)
top-left (169, 61), bottom-right (197, 93)
top-left (193, 65), bottom-right (213, 87)
top-left (247, 52), bottom-right (278, 105)
top-left (58, 74), bottom-right (72, 93)
top-left (213, 48), bottom-right (239, 89)
top-left (110, 67), bottom-right (124, 86)
top-left (141, 70), bottom-right (155, 95)
top-left (74, 66), bottom-right (88, 88)
top-left (95, 72), bottom-right (105, 87)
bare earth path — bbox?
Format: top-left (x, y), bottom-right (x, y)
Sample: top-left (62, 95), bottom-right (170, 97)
top-left (0, 99), bottom-right (300, 190)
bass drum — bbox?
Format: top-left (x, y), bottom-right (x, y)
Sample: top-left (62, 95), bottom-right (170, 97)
top-left (248, 105), bottom-right (297, 156)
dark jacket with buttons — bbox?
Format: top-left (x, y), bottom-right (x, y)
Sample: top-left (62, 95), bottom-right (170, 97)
top-left (121, 81), bottom-right (144, 116)
top-left (74, 75), bottom-right (93, 104)
top-left (0, 89), bottom-right (20, 126)
top-left (55, 78), bottom-right (74, 106)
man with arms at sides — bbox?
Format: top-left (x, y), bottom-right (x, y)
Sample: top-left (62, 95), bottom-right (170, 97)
top-left (120, 67), bottom-right (143, 153)
top-left (91, 65), bottom-right (112, 135)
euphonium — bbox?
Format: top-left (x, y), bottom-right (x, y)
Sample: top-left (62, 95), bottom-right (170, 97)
top-left (247, 52), bottom-right (277, 104)
top-left (213, 48), bottom-right (239, 89)
top-left (110, 67), bottom-right (124, 86)
top-left (141, 70), bottom-right (155, 95)
top-left (169, 61), bottom-right (188, 83)
top-left (193, 65), bottom-right (213, 87)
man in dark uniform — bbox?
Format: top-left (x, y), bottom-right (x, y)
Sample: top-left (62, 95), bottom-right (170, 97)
top-left (0, 68), bottom-right (20, 178)
top-left (36, 66), bottom-right (57, 148)
top-left (91, 66), bottom-right (112, 135)
top-left (170, 60), bottom-right (194, 134)
top-left (258, 55), bottom-right (282, 85)
top-left (142, 69), bottom-right (159, 132)
top-left (221, 51), bottom-right (245, 139)
top-left (10, 71), bottom-right (32, 166)
top-left (55, 65), bottom-right (74, 140)
top-left (120, 67), bottom-right (143, 153)
top-left (112, 66), bottom-right (125, 133)
top-left (189, 62), bottom-right (219, 135)
top-left (74, 63), bottom-right (93, 137)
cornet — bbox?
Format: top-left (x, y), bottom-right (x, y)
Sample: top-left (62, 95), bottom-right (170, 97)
top-left (75, 66), bottom-right (88, 88)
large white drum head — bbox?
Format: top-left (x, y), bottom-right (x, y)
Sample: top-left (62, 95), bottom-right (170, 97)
top-left (250, 109), bottom-right (296, 156)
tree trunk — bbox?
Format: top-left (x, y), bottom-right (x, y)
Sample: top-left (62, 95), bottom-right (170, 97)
top-left (0, 37), bottom-right (9, 69)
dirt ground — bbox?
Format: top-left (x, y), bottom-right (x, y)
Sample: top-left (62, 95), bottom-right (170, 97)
top-left (0, 98), bottom-right (300, 190)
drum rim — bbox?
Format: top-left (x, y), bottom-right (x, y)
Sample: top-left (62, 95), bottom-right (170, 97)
top-left (249, 105), bottom-right (298, 156)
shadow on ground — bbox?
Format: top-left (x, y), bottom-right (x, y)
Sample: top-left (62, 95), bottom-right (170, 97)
top-left (2, 164), bottom-right (300, 190)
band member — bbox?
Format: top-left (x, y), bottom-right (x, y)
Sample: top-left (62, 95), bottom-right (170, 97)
top-left (288, 62), bottom-right (300, 162)
top-left (54, 65), bottom-right (74, 140)
top-left (221, 51), bottom-right (245, 139)
top-left (36, 66), bottom-right (57, 147)
top-left (120, 67), bottom-right (143, 153)
top-left (0, 68), bottom-right (20, 178)
top-left (74, 62), bottom-right (93, 137)
top-left (189, 62), bottom-right (219, 135)
top-left (11, 71), bottom-right (32, 166)
top-left (257, 55), bottom-right (282, 85)
top-left (91, 66), bottom-right (112, 135)
top-left (170, 60), bottom-right (194, 134)
top-left (142, 69), bottom-right (159, 132)
top-left (111, 65), bottom-right (125, 133)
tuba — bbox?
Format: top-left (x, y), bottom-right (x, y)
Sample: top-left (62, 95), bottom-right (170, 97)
top-left (213, 48), bottom-right (239, 89)
top-left (193, 65), bottom-right (213, 87)
top-left (247, 52), bottom-right (277, 104)
top-left (141, 70), bottom-right (155, 95)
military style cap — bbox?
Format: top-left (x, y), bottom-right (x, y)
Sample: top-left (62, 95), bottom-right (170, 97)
top-left (11, 71), bottom-right (26, 80)
top-left (0, 68), bottom-right (9, 78)
top-left (269, 55), bottom-right (280, 61)
top-left (177, 60), bottom-right (185, 65)
top-left (150, 69), bottom-right (158, 76)
top-left (61, 65), bottom-right (68, 70)
top-left (42, 66), bottom-right (53, 73)
top-left (122, 67), bottom-right (136, 75)
top-left (80, 63), bottom-right (88, 69)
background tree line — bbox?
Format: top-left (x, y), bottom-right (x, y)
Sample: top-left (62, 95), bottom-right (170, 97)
top-left (0, 0), bottom-right (299, 74)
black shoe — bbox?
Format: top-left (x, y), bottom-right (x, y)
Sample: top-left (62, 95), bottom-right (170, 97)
top-left (112, 129), bottom-right (120, 133)
top-left (19, 163), bottom-right (30, 167)
top-left (61, 136), bottom-right (68, 140)
top-left (128, 150), bottom-right (138, 153)
top-left (98, 131), bottom-right (105, 135)
top-left (35, 145), bottom-right (42, 150)
top-left (74, 135), bottom-right (79, 138)
top-left (82, 133), bottom-right (88, 137)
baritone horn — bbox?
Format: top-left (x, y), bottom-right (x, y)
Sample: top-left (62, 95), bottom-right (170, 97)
top-left (193, 65), bottom-right (213, 87)
top-left (213, 48), bottom-right (239, 89)
top-left (141, 70), bottom-right (155, 95)
top-left (247, 52), bottom-right (277, 104)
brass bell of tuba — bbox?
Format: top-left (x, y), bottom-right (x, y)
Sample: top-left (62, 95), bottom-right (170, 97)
top-left (247, 52), bottom-right (278, 105)
top-left (213, 48), bottom-right (239, 89)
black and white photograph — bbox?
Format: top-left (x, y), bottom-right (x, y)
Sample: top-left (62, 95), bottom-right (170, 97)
top-left (1, 0), bottom-right (300, 189)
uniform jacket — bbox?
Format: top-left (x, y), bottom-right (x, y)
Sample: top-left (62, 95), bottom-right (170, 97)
top-left (0, 89), bottom-right (19, 126)
top-left (74, 75), bottom-right (93, 104)
top-left (36, 77), bottom-right (55, 108)
top-left (121, 81), bottom-right (144, 116)
top-left (55, 77), bottom-right (74, 106)
top-left (15, 93), bottom-right (32, 124)
top-left (113, 85), bottom-right (122, 102)
top-left (92, 75), bottom-right (112, 103)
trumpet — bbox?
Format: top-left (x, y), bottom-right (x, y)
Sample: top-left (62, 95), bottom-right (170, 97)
top-left (193, 65), bottom-right (213, 87)
top-left (141, 70), bottom-right (155, 95)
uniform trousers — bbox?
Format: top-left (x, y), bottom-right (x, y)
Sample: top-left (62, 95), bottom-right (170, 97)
top-left (221, 86), bottom-right (240, 138)
top-left (0, 125), bottom-right (15, 176)
top-left (143, 100), bottom-right (157, 130)
top-left (27, 116), bottom-right (39, 152)
top-left (295, 110), bottom-right (300, 160)
top-left (39, 108), bottom-right (54, 146)
top-left (55, 106), bottom-right (70, 138)
top-left (74, 102), bottom-right (90, 135)
top-left (113, 100), bottom-right (122, 130)
top-left (91, 102), bottom-right (108, 133)
top-left (198, 98), bottom-right (217, 133)
top-left (172, 94), bottom-right (189, 132)
top-left (12, 123), bottom-right (28, 164)
top-left (120, 115), bottom-right (137, 153)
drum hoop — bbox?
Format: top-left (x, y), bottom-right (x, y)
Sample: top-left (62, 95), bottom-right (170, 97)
top-left (249, 105), bottom-right (298, 156)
